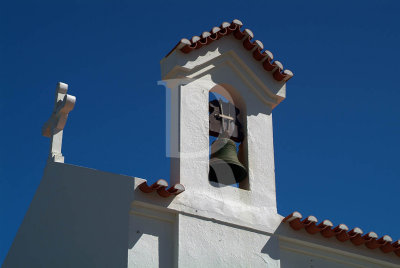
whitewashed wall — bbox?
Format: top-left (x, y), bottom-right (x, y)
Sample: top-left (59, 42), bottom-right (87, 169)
top-left (176, 214), bottom-right (280, 267)
top-left (3, 162), bottom-right (135, 268)
top-left (4, 156), bottom-right (399, 268)
top-left (128, 205), bottom-right (176, 268)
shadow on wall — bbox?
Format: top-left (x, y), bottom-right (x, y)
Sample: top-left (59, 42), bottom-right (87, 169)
top-left (261, 234), bottom-right (280, 261)
top-left (128, 188), bottom-right (176, 268)
top-left (128, 210), bottom-right (175, 268)
top-left (3, 162), bottom-right (135, 268)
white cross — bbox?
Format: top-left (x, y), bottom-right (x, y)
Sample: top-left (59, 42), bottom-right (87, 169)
top-left (42, 82), bottom-right (76, 163)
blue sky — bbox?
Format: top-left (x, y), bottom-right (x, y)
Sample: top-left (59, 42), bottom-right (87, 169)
top-left (1, 0), bottom-right (399, 263)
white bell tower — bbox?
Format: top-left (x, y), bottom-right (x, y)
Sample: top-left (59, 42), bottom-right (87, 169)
top-left (152, 19), bottom-right (293, 266)
top-left (160, 18), bottom-right (292, 225)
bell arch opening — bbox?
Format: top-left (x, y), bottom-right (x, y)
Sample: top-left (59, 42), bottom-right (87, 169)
top-left (208, 84), bottom-right (249, 190)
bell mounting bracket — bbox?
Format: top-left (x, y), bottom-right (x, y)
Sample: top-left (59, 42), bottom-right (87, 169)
top-left (209, 99), bottom-right (244, 142)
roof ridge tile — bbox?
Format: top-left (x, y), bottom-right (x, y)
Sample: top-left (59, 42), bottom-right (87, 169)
top-left (283, 211), bottom-right (400, 257)
top-left (170, 19), bottom-right (293, 82)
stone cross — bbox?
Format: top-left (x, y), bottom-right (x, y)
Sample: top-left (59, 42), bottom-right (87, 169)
top-left (42, 82), bottom-right (76, 163)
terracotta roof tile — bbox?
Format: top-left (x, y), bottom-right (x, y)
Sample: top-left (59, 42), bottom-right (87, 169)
top-left (283, 211), bottom-right (400, 257)
top-left (167, 19), bottom-right (294, 82)
top-left (138, 179), bottom-right (185, 198)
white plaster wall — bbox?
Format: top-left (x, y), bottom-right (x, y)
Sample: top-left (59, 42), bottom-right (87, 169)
top-left (280, 249), bottom-right (356, 268)
top-left (6, 162), bottom-right (399, 268)
top-left (176, 213), bottom-right (280, 268)
top-left (128, 205), bottom-right (176, 268)
top-left (3, 162), bottom-right (135, 268)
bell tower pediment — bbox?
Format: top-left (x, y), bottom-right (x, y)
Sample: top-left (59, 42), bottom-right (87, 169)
top-left (161, 19), bottom-right (293, 110)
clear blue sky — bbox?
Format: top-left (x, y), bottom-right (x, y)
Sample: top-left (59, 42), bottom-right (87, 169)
top-left (1, 0), bottom-right (399, 263)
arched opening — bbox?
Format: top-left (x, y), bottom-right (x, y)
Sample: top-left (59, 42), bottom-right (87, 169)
top-left (208, 84), bottom-right (249, 190)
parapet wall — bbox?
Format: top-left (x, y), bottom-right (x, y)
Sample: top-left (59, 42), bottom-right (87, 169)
top-left (3, 162), bottom-right (135, 268)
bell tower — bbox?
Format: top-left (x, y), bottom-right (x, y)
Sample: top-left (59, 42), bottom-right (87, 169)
top-left (160, 19), bottom-right (293, 227)
top-left (154, 21), bottom-right (294, 267)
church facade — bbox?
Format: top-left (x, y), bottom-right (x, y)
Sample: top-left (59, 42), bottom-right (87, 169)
top-left (4, 19), bottom-right (400, 268)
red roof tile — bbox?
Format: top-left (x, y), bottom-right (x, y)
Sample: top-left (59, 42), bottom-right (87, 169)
top-left (283, 211), bottom-right (400, 257)
top-left (166, 19), bottom-right (294, 83)
top-left (139, 179), bottom-right (185, 198)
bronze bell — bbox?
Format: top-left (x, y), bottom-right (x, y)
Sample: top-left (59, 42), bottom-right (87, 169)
top-left (209, 138), bottom-right (247, 184)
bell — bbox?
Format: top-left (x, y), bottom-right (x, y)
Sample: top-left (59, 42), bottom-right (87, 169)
top-left (209, 138), bottom-right (248, 184)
